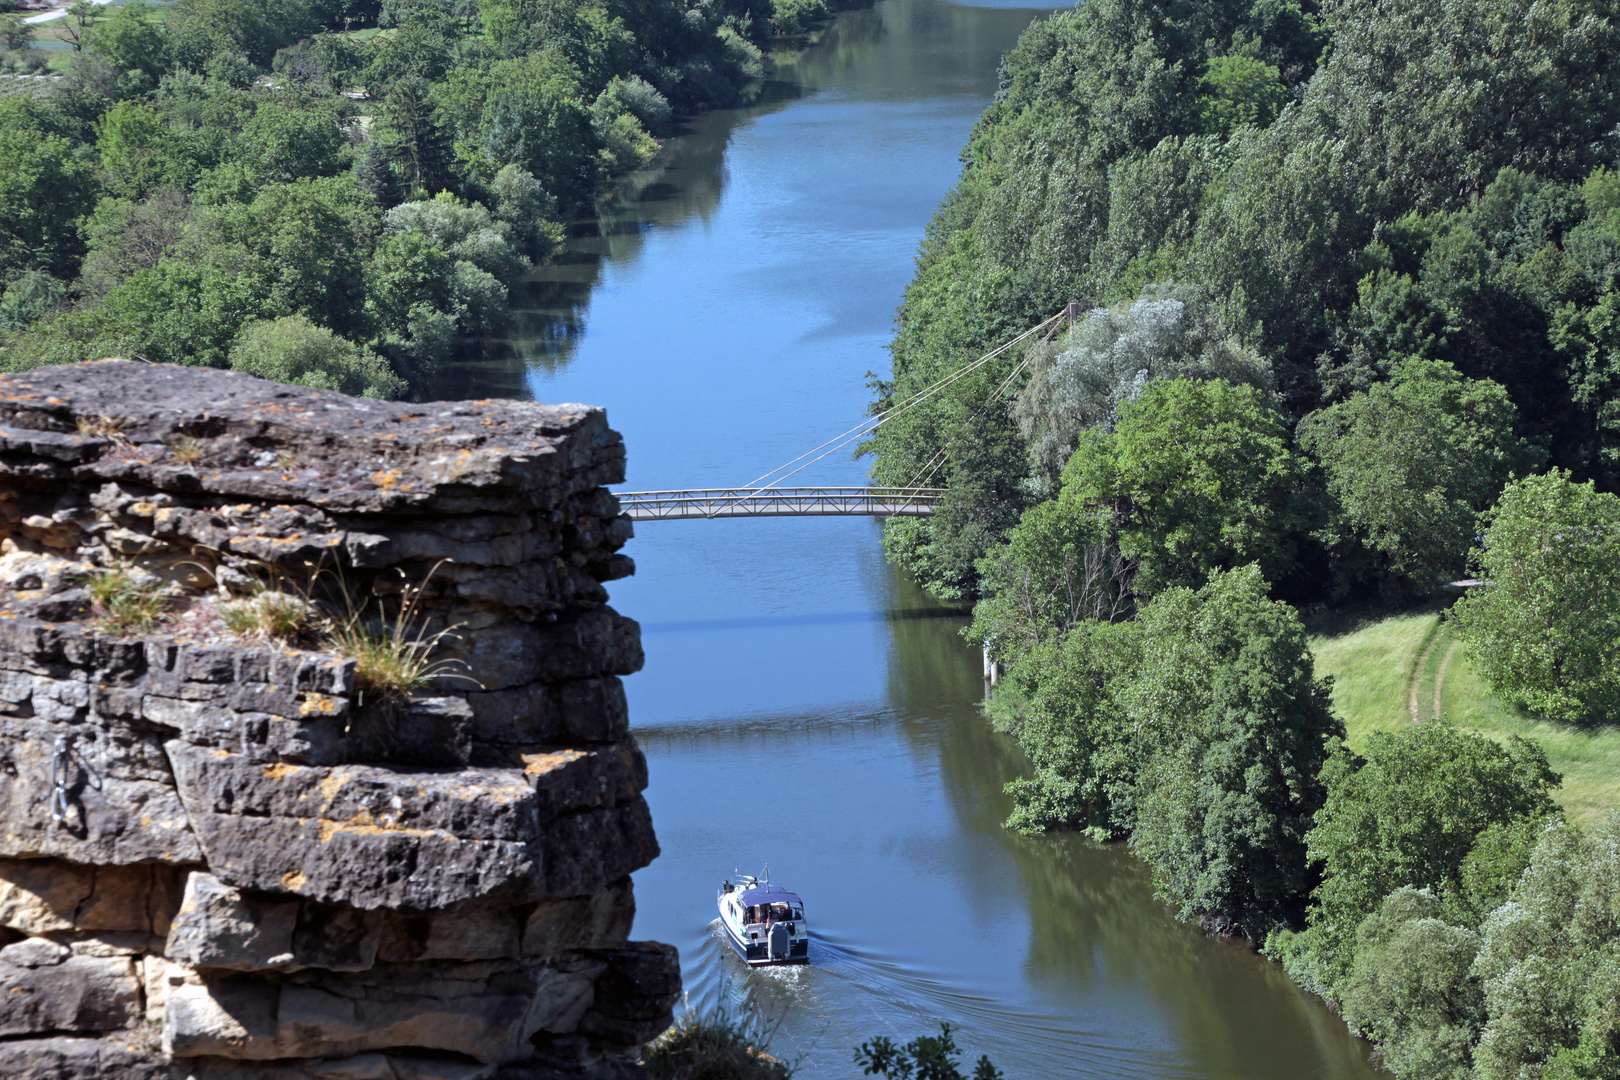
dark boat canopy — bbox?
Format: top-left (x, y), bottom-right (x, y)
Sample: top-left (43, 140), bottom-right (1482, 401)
top-left (738, 887), bottom-right (802, 907)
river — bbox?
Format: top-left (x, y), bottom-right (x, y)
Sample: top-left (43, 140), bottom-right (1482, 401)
top-left (454, 2), bottom-right (1382, 1076)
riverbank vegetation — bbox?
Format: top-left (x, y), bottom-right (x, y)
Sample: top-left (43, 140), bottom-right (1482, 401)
top-left (876, 0), bottom-right (1620, 1073)
top-left (856, 1024), bottom-right (1003, 1080)
top-left (644, 1004), bottom-right (1006, 1080)
top-left (643, 998), bottom-right (793, 1080)
top-left (0, 0), bottom-right (850, 396)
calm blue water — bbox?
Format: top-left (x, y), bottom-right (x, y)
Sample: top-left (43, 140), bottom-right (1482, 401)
top-left (461, 2), bottom-right (1381, 1075)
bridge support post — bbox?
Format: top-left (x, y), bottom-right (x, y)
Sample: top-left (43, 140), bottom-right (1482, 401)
top-left (982, 645), bottom-right (1002, 687)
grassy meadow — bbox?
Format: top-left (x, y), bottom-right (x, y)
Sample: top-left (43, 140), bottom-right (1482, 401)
top-left (1308, 606), bottom-right (1620, 824)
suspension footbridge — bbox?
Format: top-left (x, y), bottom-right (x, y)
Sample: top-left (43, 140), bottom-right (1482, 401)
top-left (617, 487), bottom-right (945, 521)
top-left (612, 306), bottom-right (1073, 520)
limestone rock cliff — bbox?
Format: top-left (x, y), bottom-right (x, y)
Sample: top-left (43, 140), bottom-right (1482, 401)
top-left (0, 361), bottom-right (678, 1079)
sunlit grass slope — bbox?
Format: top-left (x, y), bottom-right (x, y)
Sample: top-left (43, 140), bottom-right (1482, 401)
top-left (1309, 608), bottom-right (1620, 824)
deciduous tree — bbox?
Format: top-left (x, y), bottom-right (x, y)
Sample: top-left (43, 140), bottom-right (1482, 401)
top-left (1289, 723), bottom-right (1560, 992)
top-left (1453, 471), bottom-right (1620, 723)
top-left (1300, 359), bottom-right (1540, 594)
top-left (1061, 378), bottom-right (1311, 595)
top-left (0, 100), bottom-right (98, 279)
top-left (229, 315), bottom-right (403, 398)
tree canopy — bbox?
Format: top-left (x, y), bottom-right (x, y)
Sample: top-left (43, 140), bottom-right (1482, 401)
top-left (1300, 359), bottom-right (1540, 595)
top-left (1453, 471), bottom-right (1620, 723)
top-left (992, 565), bottom-right (1340, 939)
top-left (868, 0), bottom-right (1620, 607)
top-left (0, 0), bottom-right (840, 397)
top-left (1059, 377), bottom-right (1311, 597)
top-left (1284, 723), bottom-right (1560, 992)
top-left (881, 0), bottom-right (1620, 1074)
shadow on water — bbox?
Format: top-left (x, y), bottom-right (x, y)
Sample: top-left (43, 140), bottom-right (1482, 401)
top-left (431, 82), bottom-right (798, 400)
top-left (432, 79), bottom-right (827, 399)
top-left (423, 0), bottom-right (1381, 1072)
top-left (635, 560), bottom-right (1378, 1079)
top-left (875, 572), bottom-right (1378, 1078)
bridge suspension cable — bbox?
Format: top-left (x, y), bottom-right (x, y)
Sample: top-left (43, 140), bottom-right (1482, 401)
top-left (739, 308), bottom-right (1068, 490)
top-left (903, 334), bottom-right (1045, 490)
top-left (614, 308), bottom-right (1072, 520)
top-left (900, 307), bottom-right (1075, 491)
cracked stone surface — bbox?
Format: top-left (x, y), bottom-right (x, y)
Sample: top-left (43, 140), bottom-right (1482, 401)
top-left (0, 363), bottom-right (677, 1077)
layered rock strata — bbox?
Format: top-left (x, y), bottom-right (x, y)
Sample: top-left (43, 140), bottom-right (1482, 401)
top-left (0, 361), bottom-right (678, 1079)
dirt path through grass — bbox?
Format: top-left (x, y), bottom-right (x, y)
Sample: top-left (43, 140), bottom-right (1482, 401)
top-left (1313, 611), bottom-right (1620, 823)
top-left (1409, 621), bottom-right (1443, 722)
top-left (1433, 638), bottom-right (1459, 720)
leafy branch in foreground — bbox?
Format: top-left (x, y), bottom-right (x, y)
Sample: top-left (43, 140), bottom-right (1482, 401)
top-left (855, 1023), bottom-right (1004, 1080)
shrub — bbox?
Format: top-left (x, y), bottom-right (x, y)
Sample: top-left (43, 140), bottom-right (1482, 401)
top-left (598, 75), bottom-right (672, 136)
top-left (383, 192), bottom-right (526, 284)
top-left (770, 0), bottom-right (827, 35)
top-left (995, 620), bottom-right (1140, 835)
top-left (1473, 817), bottom-right (1620, 1080)
top-left (1453, 471), bottom-right (1620, 724)
top-left (489, 163), bottom-right (564, 263)
top-left (1287, 723), bottom-right (1561, 994)
top-left (228, 315), bottom-right (405, 399)
top-left (1337, 888), bottom-right (1483, 1080)
top-left (592, 101), bottom-right (659, 177)
top-left (854, 1023), bottom-right (1002, 1080)
top-left (644, 997), bottom-right (791, 1080)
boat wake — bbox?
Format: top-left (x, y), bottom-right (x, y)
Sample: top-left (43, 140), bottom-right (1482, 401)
top-left (680, 919), bottom-right (1197, 1080)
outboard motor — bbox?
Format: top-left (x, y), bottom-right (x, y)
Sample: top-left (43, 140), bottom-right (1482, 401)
top-left (769, 922), bottom-right (790, 961)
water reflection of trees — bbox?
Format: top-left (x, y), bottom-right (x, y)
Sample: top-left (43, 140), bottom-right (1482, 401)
top-left (437, 71), bottom-right (817, 401)
top-left (434, 0), bottom-right (1049, 403)
top-left (876, 560), bottom-right (1379, 1079)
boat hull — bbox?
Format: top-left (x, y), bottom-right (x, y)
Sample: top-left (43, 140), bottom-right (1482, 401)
top-left (720, 917), bottom-right (809, 966)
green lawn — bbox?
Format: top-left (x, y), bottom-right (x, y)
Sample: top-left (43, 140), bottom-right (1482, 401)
top-left (1309, 608), bottom-right (1620, 824)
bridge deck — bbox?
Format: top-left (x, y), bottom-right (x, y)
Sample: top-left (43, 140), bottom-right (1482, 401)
top-left (615, 487), bottom-right (944, 521)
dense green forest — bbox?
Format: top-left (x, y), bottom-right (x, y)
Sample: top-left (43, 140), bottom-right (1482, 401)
top-left (872, 0), bottom-right (1620, 603)
top-left (0, 0), bottom-right (835, 393)
top-left (868, 0), bottom-right (1620, 1076)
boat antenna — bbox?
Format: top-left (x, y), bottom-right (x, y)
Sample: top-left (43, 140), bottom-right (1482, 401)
top-left (762, 863), bottom-right (769, 886)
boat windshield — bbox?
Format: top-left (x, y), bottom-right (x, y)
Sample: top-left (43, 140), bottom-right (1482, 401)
top-left (744, 902), bottom-right (806, 924)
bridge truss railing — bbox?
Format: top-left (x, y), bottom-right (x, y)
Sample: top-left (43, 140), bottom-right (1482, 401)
top-left (615, 486), bottom-right (946, 520)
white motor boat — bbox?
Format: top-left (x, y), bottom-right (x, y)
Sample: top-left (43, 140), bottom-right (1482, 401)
top-left (717, 872), bottom-right (808, 966)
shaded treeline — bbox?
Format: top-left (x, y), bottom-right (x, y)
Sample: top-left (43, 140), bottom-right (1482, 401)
top-left (865, 0), bottom-right (1620, 1076)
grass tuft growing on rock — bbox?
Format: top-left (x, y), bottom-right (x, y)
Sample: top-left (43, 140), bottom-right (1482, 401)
top-left (644, 997), bottom-right (793, 1080)
top-left (219, 588), bottom-right (312, 642)
top-left (166, 436), bottom-right (206, 465)
top-left (87, 564), bottom-right (171, 635)
top-left (320, 565), bottom-right (471, 699)
top-left (75, 414), bottom-right (124, 439)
